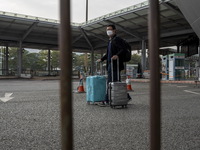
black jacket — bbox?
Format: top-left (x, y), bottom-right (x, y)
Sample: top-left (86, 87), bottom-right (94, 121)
top-left (101, 35), bottom-right (125, 71)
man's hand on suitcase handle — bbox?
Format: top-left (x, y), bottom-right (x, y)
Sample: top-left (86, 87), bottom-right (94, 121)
top-left (111, 55), bottom-right (118, 60)
top-left (96, 55), bottom-right (118, 62)
top-left (96, 59), bottom-right (102, 63)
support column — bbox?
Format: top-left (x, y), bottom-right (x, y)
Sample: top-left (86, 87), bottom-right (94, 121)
top-left (48, 49), bottom-right (51, 76)
top-left (141, 40), bottom-right (147, 72)
top-left (5, 45), bottom-right (9, 75)
top-left (100, 50), bottom-right (104, 75)
top-left (124, 62), bottom-right (127, 75)
top-left (91, 49), bottom-right (94, 75)
top-left (177, 44), bottom-right (180, 53)
top-left (198, 40), bottom-right (200, 80)
top-left (84, 53), bottom-right (88, 75)
top-left (0, 48), bottom-right (2, 75)
top-left (199, 39), bottom-right (200, 67)
top-left (18, 41), bottom-right (23, 77)
top-left (2, 47), bottom-right (5, 75)
top-left (188, 62), bottom-right (191, 78)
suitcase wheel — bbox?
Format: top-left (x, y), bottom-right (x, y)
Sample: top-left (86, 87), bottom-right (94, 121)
top-left (110, 105), bottom-right (115, 109)
top-left (122, 105), bottom-right (127, 108)
top-left (87, 102), bottom-right (90, 105)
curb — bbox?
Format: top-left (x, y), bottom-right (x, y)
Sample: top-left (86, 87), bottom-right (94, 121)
top-left (130, 79), bottom-right (196, 84)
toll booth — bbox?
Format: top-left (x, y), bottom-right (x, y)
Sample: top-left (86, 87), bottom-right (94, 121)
top-left (168, 53), bottom-right (185, 80)
top-left (196, 66), bottom-right (200, 81)
top-left (161, 55), bottom-right (168, 80)
top-left (126, 64), bottom-right (138, 78)
top-left (0, 51), bottom-right (2, 75)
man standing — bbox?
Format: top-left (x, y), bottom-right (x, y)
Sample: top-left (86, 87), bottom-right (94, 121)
top-left (97, 24), bottom-right (125, 106)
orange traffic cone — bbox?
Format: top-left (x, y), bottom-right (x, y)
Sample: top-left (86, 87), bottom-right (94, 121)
top-left (77, 79), bottom-right (85, 93)
top-left (126, 77), bottom-right (133, 91)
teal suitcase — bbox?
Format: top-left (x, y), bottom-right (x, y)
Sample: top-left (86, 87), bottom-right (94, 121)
top-left (86, 76), bottom-right (106, 104)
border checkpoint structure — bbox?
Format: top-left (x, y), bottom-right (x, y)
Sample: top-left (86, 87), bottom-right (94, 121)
top-left (0, 0), bottom-right (199, 79)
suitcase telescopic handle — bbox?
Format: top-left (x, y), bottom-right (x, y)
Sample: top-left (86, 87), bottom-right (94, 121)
top-left (96, 61), bottom-right (103, 75)
top-left (111, 58), bottom-right (120, 82)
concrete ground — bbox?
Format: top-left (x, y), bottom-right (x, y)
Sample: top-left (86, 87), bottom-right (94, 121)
top-left (0, 79), bottom-right (200, 150)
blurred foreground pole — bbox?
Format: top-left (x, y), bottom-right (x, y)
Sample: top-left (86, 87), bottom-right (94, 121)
top-left (148, 0), bottom-right (161, 150)
top-left (59, 0), bottom-right (73, 150)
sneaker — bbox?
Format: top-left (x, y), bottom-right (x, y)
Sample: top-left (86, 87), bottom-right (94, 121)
top-left (105, 103), bottom-right (110, 107)
top-left (128, 98), bottom-right (132, 103)
top-left (98, 102), bottom-right (110, 107)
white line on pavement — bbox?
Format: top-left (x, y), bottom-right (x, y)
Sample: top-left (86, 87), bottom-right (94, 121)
top-left (184, 90), bottom-right (200, 95)
top-left (177, 86), bottom-right (188, 88)
top-left (0, 93), bottom-right (14, 102)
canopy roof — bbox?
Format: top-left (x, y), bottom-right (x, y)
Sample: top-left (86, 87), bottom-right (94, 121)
top-left (0, 0), bottom-right (194, 52)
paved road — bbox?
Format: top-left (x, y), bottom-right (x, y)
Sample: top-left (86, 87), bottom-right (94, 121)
top-left (0, 80), bottom-right (200, 150)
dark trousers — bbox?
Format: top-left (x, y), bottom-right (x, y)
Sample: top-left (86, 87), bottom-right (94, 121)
top-left (105, 64), bottom-right (121, 103)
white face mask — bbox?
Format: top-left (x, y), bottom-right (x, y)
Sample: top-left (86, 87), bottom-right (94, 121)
top-left (107, 30), bottom-right (113, 36)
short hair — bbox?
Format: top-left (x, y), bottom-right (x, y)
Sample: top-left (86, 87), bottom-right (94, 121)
top-left (107, 24), bottom-right (116, 30)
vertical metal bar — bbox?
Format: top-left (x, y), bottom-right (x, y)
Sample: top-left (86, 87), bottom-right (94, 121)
top-left (148, 0), bottom-right (161, 150)
top-left (59, 0), bottom-right (73, 149)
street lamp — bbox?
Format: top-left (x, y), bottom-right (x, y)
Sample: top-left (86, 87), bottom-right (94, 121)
top-left (86, 0), bottom-right (88, 22)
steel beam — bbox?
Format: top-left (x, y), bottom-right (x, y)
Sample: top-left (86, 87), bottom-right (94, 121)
top-left (84, 31), bottom-right (107, 42)
top-left (161, 1), bottom-right (184, 18)
top-left (160, 29), bottom-right (194, 38)
top-left (79, 27), bottom-right (94, 49)
top-left (104, 20), bottom-right (142, 40)
top-left (79, 27), bottom-right (95, 75)
top-left (21, 21), bottom-right (39, 41)
top-left (72, 34), bottom-right (83, 44)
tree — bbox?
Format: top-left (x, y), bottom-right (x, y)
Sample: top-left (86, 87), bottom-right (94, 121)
top-left (1, 47), bottom-right (61, 73)
top-left (37, 50), bottom-right (49, 70)
top-left (51, 51), bottom-right (59, 70)
top-left (129, 54), bottom-right (141, 64)
top-left (24, 52), bottom-right (41, 70)
top-left (8, 47), bottom-right (18, 71)
top-left (22, 50), bottom-right (39, 70)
